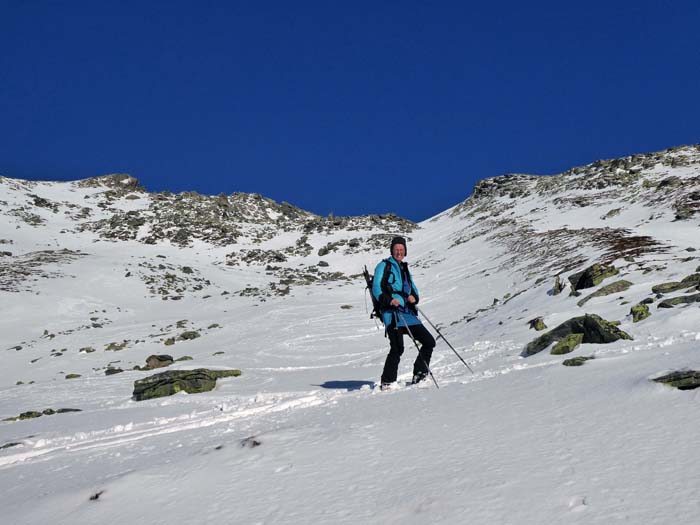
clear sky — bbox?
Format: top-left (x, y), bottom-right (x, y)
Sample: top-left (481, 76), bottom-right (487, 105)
top-left (2, 1), bottom-right (699, 221)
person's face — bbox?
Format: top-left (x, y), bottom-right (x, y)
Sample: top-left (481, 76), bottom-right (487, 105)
top-left (392, 244), bottom-right (406, 261)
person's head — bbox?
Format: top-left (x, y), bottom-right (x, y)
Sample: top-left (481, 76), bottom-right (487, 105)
top-left (390, 236), bottom-right (407, 261)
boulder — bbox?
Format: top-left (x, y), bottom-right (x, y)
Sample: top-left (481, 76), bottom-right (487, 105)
top-left (651, 274), bottom-right (700, 294)
top-left (568, 263), bottom-right (618, 294)
top-left (528, 317), bottom-right (547, 331)
top-left (132, 368), bottom-right (242, 401)
top-left (145, 354), bottom-right (174, 369)
top-left (522, 314), bottom-right (632, 357)
top-left (657, 293), bottom-right (700, 308)
top-left (577, 279), bottom-right (632, 307)
top-left (563, 356), bottom-right (595, 367)
top-left (653, 370), bottom-right (700, 390)
top-left (630, 304), bottom-right (651, 323)
top-left (551, 333), bottom-right (583, 355)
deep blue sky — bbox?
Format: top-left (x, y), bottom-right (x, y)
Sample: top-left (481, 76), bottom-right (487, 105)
top-left (2, 1), bottom-right (699, 221)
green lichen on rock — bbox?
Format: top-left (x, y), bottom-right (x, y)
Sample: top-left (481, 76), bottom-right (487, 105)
top-left (563, 356), bottom-right (595, 366)
top-left (552, 275), bottom-right (565, 296)
top-left (568, 263), bottom-right (619, 294)
top-left (178, 331), bottom-right (200, 341)
top-left (577, 279), bottom-right (632, 307)
top-left (657, 293), bottom-right (700, 308)
top-left (522, 314), bottom-right (632, 357)
top-left (528, 317), bottom-right (547, 331)
top-left (65, 374), bottom-right (81, 379)
top-left (651, 274), bottom-right (700, 294)
top-left (653, 370), bottom-right (700, 390)
top-left (132, 368), bottom-right (242, 401)
top-left (551, 333), bottom-right (583, 355)
top-left (631, 304), bottom-right (651, 323)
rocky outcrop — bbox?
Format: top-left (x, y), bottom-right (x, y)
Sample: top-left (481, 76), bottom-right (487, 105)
top-left (657, 293), bottom-right (700, 308)
top-left (568, 263), bottom-right (619, 295)
top-left (651, 274), bottom-right (700, 294)
top-left (522, 314), bottom-right (632, 357)
top-left (577, 279), bottom-right (632, 307)
top-left (132, 368), bottom-right (242, 401)
top-left (653, 370), bottom-right (700, 390)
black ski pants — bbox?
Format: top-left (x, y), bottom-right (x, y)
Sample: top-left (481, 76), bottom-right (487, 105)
top-left (381, 322), bottom-right (435, 384)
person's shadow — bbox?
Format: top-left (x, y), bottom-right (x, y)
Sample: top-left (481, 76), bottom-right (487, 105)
top-left (315, 380), bottom-right (375, 391)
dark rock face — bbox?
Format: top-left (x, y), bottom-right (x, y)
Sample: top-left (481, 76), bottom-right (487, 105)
top-left (522, 314), bottom-right (632, 357)
top-left (568, 263), bottom-right (619, 294)
top-left (653, 370), bottom-right (700, 390)
top-left (132, 368), bottom-right (242, 401)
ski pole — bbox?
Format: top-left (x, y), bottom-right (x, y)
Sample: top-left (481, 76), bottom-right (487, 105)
top-left (416, 306), bottom-right (474, 374)
top-left (396, 311), bottom-right (439, 389)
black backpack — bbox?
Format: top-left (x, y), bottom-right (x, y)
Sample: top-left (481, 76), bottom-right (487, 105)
top-left (363, 264), bottom-right (384, 324)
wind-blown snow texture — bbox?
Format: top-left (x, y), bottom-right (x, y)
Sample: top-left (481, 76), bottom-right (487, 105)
top-left (2, 145), bottom-right (700, 524)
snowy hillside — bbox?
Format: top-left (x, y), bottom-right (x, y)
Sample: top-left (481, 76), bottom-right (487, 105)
top-left (2, 144), bottom-right (700, 524)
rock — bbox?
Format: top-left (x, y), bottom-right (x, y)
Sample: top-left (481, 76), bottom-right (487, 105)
top-left (340, 304), bottom-right (353, 310)
top-left (576, 279), bottom-right (632, 307)
top-left (105, 367), bottom-right (123, 376)
top-left (19, 411), bottom-right (43, 420)
top-left (79, 346), bottom-right (96, 353)
top-left (178, 331), bottom-right (200, 341)
top-left (65, 374), bottom-right (81, 379)
top-left (568, 263), bottom-right (619, 294)
top-left (653, 370), bottom-right (700, 390)
top-left (318, 260), bottom-right (329, 267)
top-left (651, 274), bottom-right (700, 294)
top-left (176, 356), bottom-right (193, 361)
top-left (132, 368), bottom-right (242, 401)
top-left (145, 354), bottom-right (174, 369)
top-left (164, 337), bottom-right (175, 346)
top-left (631, 304), bottom-right (651, 323)
top-left (528, 317), bottom-right (547, 331)
top-left (551, 333), bottom-right (583, 355)
top-left (657, 293), bottom-right (700, 308)
top-left (563, 356), bottom-right (595, 366)
top-left (522, 314), bottom-right (632, 357)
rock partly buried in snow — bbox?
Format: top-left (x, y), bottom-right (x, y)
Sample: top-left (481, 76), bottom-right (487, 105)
top-left (568, 263), bottom-right (619, 295)
top-left (551, 333), bottom-right (583, 355)
top-left (630, 303), bottom-right (651, 323)
top-left (521, 314), bottom-right (632, 357)
top-left (562, 356), bottom-right (595, 366)
top-left (653, 370), bottom-right (700, 390)
top-left (528, 317), bottom-right (547, 331)
top-left (576, 279), bottom-right (632, 307)
top-left (145, 354), bottom-right (174, 369)
top-left (132, 368), bottom-right (242, 401)
top-left (657, 293), bottom-right (700, 308)
top-left (651, 274), bottom-right (700, 294)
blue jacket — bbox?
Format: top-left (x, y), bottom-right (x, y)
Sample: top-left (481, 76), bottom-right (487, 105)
top-left (372, 257), bottom-right (422, 327)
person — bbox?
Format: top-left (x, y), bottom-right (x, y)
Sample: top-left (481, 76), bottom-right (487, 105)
top-left (372, 236), bottom-right (435, 390)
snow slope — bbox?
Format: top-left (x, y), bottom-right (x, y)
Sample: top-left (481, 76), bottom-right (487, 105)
top-left (1, 145), bottom-right (700, 524)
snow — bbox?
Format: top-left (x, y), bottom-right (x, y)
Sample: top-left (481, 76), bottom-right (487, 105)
top-left (2, 154), bottom-right (700, 523)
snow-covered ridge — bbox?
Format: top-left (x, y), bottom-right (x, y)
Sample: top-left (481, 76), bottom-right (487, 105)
top-left (2, 144), bottom-right (700, 524)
